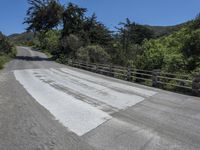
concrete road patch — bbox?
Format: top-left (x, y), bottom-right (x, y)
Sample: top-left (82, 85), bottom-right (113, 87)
top-left (14, 68), bottom-right (156, 136)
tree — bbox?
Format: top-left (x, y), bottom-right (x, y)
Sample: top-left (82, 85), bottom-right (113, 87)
top-left (24, 0), bottom-right (63, 33)
top-left (115, 18), bottom-right (154, 65)
top-left (182, 30), bottom-right (200, 70)
top-left (117, 18), bottom-right (154, 46)
top-left (62, 2), bottom-right (86, 37)
top-left (61, 3), bottom-right (113, 59)
top-left (83, 14), bottom-right (113, 46)
top-left (39, 30), bottom-right (61, 52)
top-left (60, 34), bottom-right (82, 58)
top-left (190, 13), bottom-right (200, 30)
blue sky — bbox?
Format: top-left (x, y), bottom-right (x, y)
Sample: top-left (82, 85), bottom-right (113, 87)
top-left (0, 0), bottom-right (200, 35)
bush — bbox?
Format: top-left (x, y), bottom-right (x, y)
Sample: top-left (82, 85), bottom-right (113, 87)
top-left (0, 32), bottom-right (16, 69)
top-left (134, 27), bottom-right (198, 74)
top-left (0, 55), bottom-right (10, 69)
top-left (35, 30), bottom-right (61, 52)
top-left (0, 32), bottom-right (14, 55)
top-left (135, 39), bottom-right (165, 70)
top-left (181, 29), bottom-right (200, 70)
top-left (76, 45), bottom-right (111, 63)
top-left (61, 34), bottom-right (82, 57)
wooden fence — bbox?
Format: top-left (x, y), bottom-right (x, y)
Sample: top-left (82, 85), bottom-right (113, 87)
top-left (66, 60), bottom-right (200, 96)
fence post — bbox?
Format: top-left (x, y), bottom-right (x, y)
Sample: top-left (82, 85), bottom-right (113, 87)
top-left (95, 64), bottom-right (99, 73)
top-left (77, 61), bottom-right (80, 68)
top-left (152, 69), bottom-right (160, 88)
top-left (70, 59), bottom-right (73, 66)
top-left (67, 59), bottom-right (70, 66)
top-left (85, 62), bottom-right (89, 70)
top-left (109, 65), bottom-right (114, 77)
top-left (127, 66), bottom-right (131, 81)
top-left (192, 74), bottom-right (200, 96)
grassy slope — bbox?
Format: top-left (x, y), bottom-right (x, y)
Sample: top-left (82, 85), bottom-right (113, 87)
top-left (8, 32), bottom-right (34, 45)
top-left (0, 50), bottom-right (16, 69)
top-left (145, 23), bottom-right (187, 37)
top-left (139, 20), bottom-right (199, 74)
top-left (0, 55), bottom-right (12, 69)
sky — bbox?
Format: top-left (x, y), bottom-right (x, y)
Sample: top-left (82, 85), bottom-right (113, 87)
top-left (0, 0), bottom-right (200, 35)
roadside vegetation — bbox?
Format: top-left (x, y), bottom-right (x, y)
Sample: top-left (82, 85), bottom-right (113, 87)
top-left (23, 0), bottom-right (200, 76)
top-left (8, 32), bottom-right (34, 46)
top-left (0, 32), bottom-right (16, 69)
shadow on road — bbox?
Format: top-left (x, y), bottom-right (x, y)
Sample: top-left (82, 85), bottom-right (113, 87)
top-left (15, 56), bottom-right (51, 61)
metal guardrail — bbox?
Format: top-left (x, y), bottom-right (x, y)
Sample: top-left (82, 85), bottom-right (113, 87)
top-left (66, 60), bottom-right (200, 96)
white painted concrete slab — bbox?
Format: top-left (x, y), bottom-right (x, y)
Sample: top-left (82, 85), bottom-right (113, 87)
top-left (45, 68), bottom-right (145, 109)
top-left (14, 69), bottom-right (111, 136)
top-left (60, 68), bottom-right (157, 97)
top-left (14, 68), bottom-right (157, 136)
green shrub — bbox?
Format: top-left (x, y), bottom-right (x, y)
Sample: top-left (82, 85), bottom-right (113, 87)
top-left (0, 32), bottom-right (14, 55)
top-left (60, 34), bottom-right (82, 57)
top-left (76, 45), bottom-right (111, 64)
top-left (0, 32), bottom-right (16, 69)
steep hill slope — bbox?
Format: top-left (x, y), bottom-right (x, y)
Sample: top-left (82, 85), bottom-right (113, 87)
top-left (136, 18), bottom-right (200, 74)
top-left (8, 32), bottom-right (34, 45)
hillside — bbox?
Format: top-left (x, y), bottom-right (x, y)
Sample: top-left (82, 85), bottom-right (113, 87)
top-left (146, 21), bottom-right (190, 37)
top-left (135, 17), bottom-right (200, 74)
top-left (8, 24), bottom-right (185, 44)
top-left (8, 32), bottom-right (34, 45)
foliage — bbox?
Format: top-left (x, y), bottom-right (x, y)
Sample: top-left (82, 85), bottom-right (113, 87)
top-left (83, 14), bottom-right (113, 46)
top-left (0, 56), bottom-right (11, 69)
top-left (60, 34), bottom-right (82, 58)
top-left (182, 29), bottom-right (200, 70)
top-left (135, 40), bottom-right (165, 70)
top-left (24, 0), bottom-right (63, 33)
top-left (8, 32), bottom-right (35, 45)
top-left (62, 3), bottom-right (86, 37)
top-left (76, 45), bottom-right (110, 64)
top-left (38, 30), bottom-right (60, 52)
top-left (61, 3), bottom-right (112, 46)
top-left (117, 18), bottom-right (154, 46)
top-left (190, 14), bottom-right (200, 30)
top-left (0, 32), bottom-right (16, 69)
top-left (24, 0), bottom-right (200, 77)
top-left (134, 19), bottom-right (200, 74)
top-left (111, 18), bottom-right (154, 66)
top-left (0, 32), bottom-right (15, 55)
top-left (58, 3), bottom-right (113, 61)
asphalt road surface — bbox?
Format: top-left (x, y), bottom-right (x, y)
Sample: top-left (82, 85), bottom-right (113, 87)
top-left (1, 46), bottom-right (200, 150)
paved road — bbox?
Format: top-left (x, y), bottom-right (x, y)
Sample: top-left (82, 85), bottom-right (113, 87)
top-left (1, 46), bottom-right (200, 150)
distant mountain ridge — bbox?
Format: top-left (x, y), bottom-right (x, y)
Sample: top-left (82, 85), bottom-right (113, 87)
top-left (8, 21), bottom-right (191, 44)
top-left (8, 32), bottom-right (34, 45)
top-left (146, 21), bottom-right (190, 37)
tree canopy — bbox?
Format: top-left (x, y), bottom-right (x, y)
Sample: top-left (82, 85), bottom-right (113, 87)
top-left (24, 0), bottom-right (63, 33)
top-left (24, 0), bottom-right (200, 75)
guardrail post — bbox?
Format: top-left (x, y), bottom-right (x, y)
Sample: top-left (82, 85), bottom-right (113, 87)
top-left (152, 69), bottom-right (160, 88)
top-left (67, 59), bottom-right (70, 66)
top-left (70, 59), bottom-right (73, 66)
top-left (85, 62), bottom-right (89, 70)
top-left (192, 74), bottom-right (200, 96)
top-left (95, 64), bottom-right (99, 73)
top-left (78, 61), bottom-right (82, 69)
top-left (127, 66), bottom-right (131, 81)
top-left (109, 65), bottom-right (114, 77)
top-left (71, 59), bottom-right (74, 67)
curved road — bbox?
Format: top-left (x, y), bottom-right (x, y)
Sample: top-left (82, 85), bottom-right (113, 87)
top-left (1, 46), bottom-right (200, 150)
